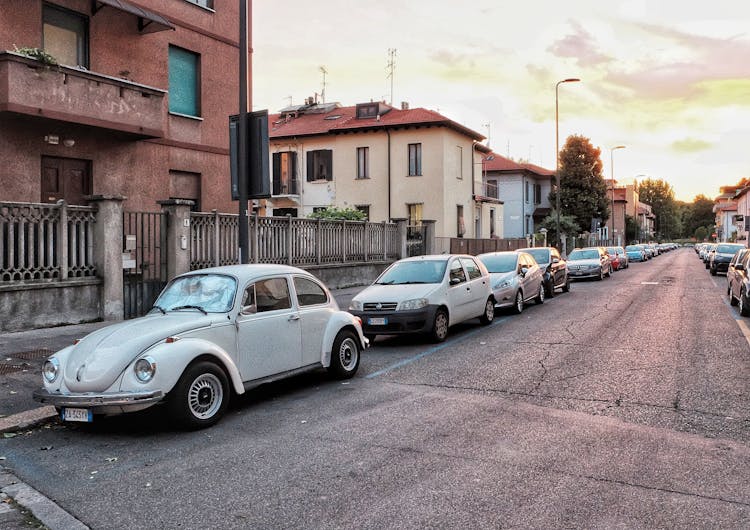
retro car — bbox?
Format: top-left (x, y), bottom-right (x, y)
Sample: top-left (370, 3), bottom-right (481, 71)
top-left (34, 265), bottom-right (367, 429)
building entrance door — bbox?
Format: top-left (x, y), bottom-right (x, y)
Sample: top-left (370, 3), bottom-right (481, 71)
top-left (41, 156), bottom-right (92, 205)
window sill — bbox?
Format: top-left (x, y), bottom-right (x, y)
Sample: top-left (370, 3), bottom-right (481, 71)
top-left (407, 174), bottom-right (423, 177)
top-left (169, 112), bottom-right (204, 121)
top-left (182, 1), bottom-right (215, 13)
top-left (355, 176), bottom-right (370, 180)
top-left (308, 179), bottom-right (331, 184)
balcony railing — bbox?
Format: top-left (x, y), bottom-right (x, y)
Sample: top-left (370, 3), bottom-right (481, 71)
top-left (0, 52), bottom-right (165, 138)
top-left (475, 181), bottom-right (499, 199)
top-left (272, 179), bottom-right (299, 196)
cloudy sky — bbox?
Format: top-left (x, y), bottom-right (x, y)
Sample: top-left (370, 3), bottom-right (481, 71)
top-left (252, 0), bottom-right (750, 202)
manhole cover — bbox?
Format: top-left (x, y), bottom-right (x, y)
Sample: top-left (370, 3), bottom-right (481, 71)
top-left (12, 348), bottom-right (54, 360)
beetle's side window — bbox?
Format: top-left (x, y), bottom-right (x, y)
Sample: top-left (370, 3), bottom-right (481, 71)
top-left (294, 276), bottom-right (328, 306)
top-left (449, 260), bottom-right (466, 284)
top-left (255, 278), bottom-right (291, 312)
top-left (241, 284), bottom-right (257, 313)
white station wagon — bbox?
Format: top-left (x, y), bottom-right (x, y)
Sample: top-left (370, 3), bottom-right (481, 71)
top-left (34, 265), bottom-right (367, 429)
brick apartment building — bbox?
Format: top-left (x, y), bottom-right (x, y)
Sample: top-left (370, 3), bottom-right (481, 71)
top-left (0, 0), bottom-right (244, 212)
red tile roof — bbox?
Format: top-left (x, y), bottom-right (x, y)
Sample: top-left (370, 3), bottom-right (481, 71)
top-left (269, 104), bottom-right (484, 141)
top-left (482, 153), bottom-right (554, 178)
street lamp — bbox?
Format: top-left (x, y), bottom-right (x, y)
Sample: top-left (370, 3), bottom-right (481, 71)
top-left (610, 145), bottom-right (625, 244)
top-left (555, 78), bottom-right (580, 250)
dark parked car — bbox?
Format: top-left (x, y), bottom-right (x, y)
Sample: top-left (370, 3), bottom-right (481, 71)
top-left (710, 243), bottom-right (745, 275)
top-left (518, 246), bottom-right (570, 297)
top-left (728, 249), bottom-right (750, 316)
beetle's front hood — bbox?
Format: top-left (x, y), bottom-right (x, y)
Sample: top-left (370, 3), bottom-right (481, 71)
top-left (63, 313), bottom-right (215, 392)
top-left (355, 283), bottom-right (439, 302)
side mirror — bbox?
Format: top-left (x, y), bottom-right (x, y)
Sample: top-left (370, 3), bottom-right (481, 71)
top-left (450, 277), bottom-right (462, 285)
top-left (240, 304), bottom-right (257, 315)
top-left (551, 257), bottom-right (560, 264)
top-left (520, 267), bottom-right (528, 277)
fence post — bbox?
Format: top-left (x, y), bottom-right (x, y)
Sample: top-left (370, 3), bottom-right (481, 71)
top-left (392, 218), bottom-right (407, 258)
top-left (158, 199), bottom-right (194, 279)
top-left (287, 214), bottom-right (293, 265)
top-left (422, 219), bottom-right (436, 255)
top-left (316, 218), bottom-right (322, 265)
top-left (56, 200), bottom-right (69, 280)
top-left (252, 212), bottom-right (259, 263)
top-left (382, 221), bottom-right (388, 260)
top-left (212, 209), bottom-right (220, 267)
top-left (364, 221), bottom-right (369, 261)
top-left (342, 220), bottom-right (347, 262)
top-left (88, 194), bottom-right (125, 321)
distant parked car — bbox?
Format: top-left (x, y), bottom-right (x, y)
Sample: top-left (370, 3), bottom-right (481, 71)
top-left (349, 254), bottom-right (495, 343)
top-left (728, 249), bottom-right (750, 316)
top-left (567, 247), bottom-right (612, 280)
top-left (709, 243), bottom-right (745, 275)
top-left (518, 246), bottom-right (570, 297)
top-left (700, 243), bottom-right (717, 264)
top-left (606, 246), bottom-right (628, 270)
top-left (34, 265), bottom-right (367, 429)
top-left (625, 245), bottom-right (646, 262)
top-left (477, 251), bottom-right (545, 314)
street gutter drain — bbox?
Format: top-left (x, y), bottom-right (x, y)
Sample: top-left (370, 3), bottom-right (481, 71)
top-left (12, 348), bottom-right (54, 360)
top-left (0, 363), bottom-right (28, 375)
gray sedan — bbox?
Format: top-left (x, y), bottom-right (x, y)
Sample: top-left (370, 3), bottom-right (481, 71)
top-left (477, 251), bottom-right (545, 314)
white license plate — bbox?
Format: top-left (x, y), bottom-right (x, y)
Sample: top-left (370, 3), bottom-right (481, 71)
top-left (368, 317), bottom-right (388, 325)
top-left (62, 407), bottom-right (92, 422)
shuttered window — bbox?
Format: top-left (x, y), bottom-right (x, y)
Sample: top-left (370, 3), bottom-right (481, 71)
top-left (169, 45), bottom-right (200, 117)
top-left (306, 150), bottom-right (333, 182)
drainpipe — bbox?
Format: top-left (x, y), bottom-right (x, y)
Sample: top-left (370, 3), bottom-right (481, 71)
top-left (387, 129), bottom-right (392, 220)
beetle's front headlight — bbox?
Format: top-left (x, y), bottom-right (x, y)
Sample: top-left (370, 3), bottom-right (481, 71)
top-left (134, 357), bottom-right (157, 383)
top-left (42, 358), bottom-right (59, 383)
top-left (399, 298), bottom-right (428, 311)
top-left (349, 300), bottom-right (363, 311)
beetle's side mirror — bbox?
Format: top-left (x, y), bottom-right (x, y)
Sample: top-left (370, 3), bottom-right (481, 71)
top-left (240, 304), bottom-right (257, 315)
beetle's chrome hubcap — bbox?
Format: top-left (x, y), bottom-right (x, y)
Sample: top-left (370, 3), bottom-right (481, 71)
top-left (338, 337), bottom-right (358, 370)
top-left (188, 373), bottom-right (223, 419)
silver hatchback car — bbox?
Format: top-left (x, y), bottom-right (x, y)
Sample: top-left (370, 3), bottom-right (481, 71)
top-left (477, 251), bottom-right (545, 314)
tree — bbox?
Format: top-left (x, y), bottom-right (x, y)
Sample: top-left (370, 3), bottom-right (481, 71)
top-left (539, 210), bottom-right (581, 247)
top-left (549, 135), bottom-right (609, 233)
top-left (307, 207), bottom-right (366, 221)
top-left (684, 194), bottom-right (715, 237)
top-left (625, 214), bottom-right (639, 243)
top-left (694, 226), bottom-right (708, 242)
top-left (638, 178), bottom-right (677, 240)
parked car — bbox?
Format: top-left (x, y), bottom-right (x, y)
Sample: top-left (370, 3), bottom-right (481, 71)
top-left (709, 243), bottom-right (746, 275)
top-left (34, 265), bottom-right (367, 429)
top-left (518, 246), bottom-right (570, 297)
top-left (348, 254), bottom-right (495, 343)
top-left (477, 251), bottom-right (545, 313)
top-left (605, 246), bottom-right (629, 270)
top-left (700, 243), bottom-right (717, 264)
top-left (728, 249), bottom-right (750, 316)
top-left (625, 245), bottom-right (646, 262)
top-left (567, 247), bottom-right (612, 280)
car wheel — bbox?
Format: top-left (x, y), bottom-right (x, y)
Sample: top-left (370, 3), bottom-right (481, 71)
top-left (546, 279), bottom-right (556, 298)
top-left (597, 269), bottom-right (604, 281)
top-left (705, 262), bottom-right (710, 269)
top-left (430, 308), bottom-right (449, 342)
top-left (169, 361), bottom-right (229, 430)
top-left (479, 297), bottom-right (495, 325)
top-left (605, 265), bottom-right (612, 278)
top-left (535, 283), bottom-right (545, 304)
top-left (741, 290), bottom-right (750, 317)
top-left (328, 329), bottom-right (361, 378)
top-left (730, 287), bottom-right (739, 306)
top-left (710, 266), bottom-right (717, 276)
top-left (562, 276), bottom-right (571, 293)
top-left (512, 291), bottom-right (524, 314)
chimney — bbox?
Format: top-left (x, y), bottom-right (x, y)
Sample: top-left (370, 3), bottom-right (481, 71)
top-left (401, 101), bottom-right (409, 110)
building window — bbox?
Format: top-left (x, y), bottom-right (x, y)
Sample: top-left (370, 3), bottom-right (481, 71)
top-left (43, 4), bottom-right (88, 68)
top-left (534, 183), bottom-right (541, 205)
top-left (168, 45), bottom-right (201, 117)
top-left (185, 0), bottom-right (214, 9)
top-left (356, 103), bottom-right (379, 118)
top-left (355, 205), bottom-right (370, 220)
top-left (407, 203), bottom-right (423, 226)
top-left (169, 170), bottom-right (201, 212)
top-left (457, 205), bottom-right (465, 237)
top-left (456, 146), bottom-right (463, 180)
top-left (490, 208), bottom-right (496, 237)
top-left (408, 143), bottom-right (422, 176)
top-left (273, 208), bottom-right (298, 217)
top-left (306, 150), bottom-right (333, 181)
top-left (525, 181), bottom-right (530, 203)
top-left (273, 152), bottom-right (298, 195)
top-left (356, 147), bottom-right (369, 179)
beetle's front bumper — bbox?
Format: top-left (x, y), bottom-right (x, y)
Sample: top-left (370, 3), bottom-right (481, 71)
top-left (33, 388), bottom-right (164, 415)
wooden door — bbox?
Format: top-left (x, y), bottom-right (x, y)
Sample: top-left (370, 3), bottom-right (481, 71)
top-left (41, 157), bottom-right (92, 205)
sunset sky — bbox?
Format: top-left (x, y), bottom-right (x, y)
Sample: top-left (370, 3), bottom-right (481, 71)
top-left (252, 0), bottom-right (750, 202)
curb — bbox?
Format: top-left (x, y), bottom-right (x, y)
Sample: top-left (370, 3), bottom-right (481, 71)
top-left (0, 406), bottom-right (58, 434)
top-left (1, 468), bottom-right (89, 530)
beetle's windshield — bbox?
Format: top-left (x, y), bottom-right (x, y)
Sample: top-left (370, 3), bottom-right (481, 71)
top-left (376, 260), bottom-right (447, 285)
top-left (155, 274), bottom-right (237, 313)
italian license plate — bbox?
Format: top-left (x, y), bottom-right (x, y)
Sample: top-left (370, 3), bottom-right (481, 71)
top-left (368, 317), bottom-right (388, 325)
top-left (61, 407), bottom-right (93, 422)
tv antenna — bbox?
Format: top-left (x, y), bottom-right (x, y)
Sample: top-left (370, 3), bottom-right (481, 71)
top-left (386, 48), bottom-right (397, 105)
top-left (483, 123), bottom-right (491, 148)
top-left (319, 66), bottom-right (328, 103)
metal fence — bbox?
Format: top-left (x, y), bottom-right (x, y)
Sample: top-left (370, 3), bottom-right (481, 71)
top-left (0, 200), bottom-right (96, 283)
top-left (189, 212), bottom-right (401, 270)
top-left (122, 211), bottom-right (168, 319)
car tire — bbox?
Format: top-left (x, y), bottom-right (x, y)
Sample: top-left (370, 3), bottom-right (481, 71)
top-left (710, 266), bottom-right (717, 276)
top-left (169, 361), bottom-right (229, 430)
top-left (605, 265), bottom-right (612, 278)
top-left (430, 308), bottom-right (449, 342)
top-left (741, 290), bottom-right (750, 317)
top-left (705, 262), bottom-right (710, 269)
top-left (535, 283), bottom-right (545, 304)
top-left (597, 269), bottom-right (604, 281)
top-left (730, 288), bottom-right (739, 306)
top-left (479, 297), bottom-right (495, 325)
top-left (562, 276), bottom-right (571, 293)
top-left (328, 329), bottom-right (361, 379)
top-left (546, 278), bottom-right (556, 298)
top-left (512, 291), bottom-right (524, 314)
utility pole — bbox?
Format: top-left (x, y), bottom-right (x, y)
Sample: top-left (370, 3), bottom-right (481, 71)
top-left (386, 48), bottom-right (397, 105)
top-left (238, 0), bottom-right (249, 263)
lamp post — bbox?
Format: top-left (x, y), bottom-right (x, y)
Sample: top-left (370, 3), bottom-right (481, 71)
top-left (609, 145), bottom-right (625, 244)
top-left (555, 78), bottom-right (580, 250)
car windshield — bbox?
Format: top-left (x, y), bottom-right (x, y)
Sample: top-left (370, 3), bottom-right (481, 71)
top-left (376, 259), bottom-right (448, 285)
top-left (717, 244), bottom-right (744, 254)
top-left (606, 248), bottom-right (618, 255)
top-left (568, 249), bottom-right (599, 260)
top-left (478, 253), bottom-right (518, 273)
top-left (625, 245), bottom-right (640, 251)
top-left (523, 249), bottom-right (549, 264)
top-left (155, 274), bottom-right (237, 313)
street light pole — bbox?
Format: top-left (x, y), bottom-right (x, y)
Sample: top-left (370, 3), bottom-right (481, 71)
top-left (555, 78), bottom-right (580, 251)
top-left (610, 145), bottom-right (625, 245)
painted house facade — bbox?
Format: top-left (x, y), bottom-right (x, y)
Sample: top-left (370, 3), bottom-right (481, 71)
top-left (266, 101), bottom-right (502, 239)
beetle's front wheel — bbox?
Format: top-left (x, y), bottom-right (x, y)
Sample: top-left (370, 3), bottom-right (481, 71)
top-left (169, 361), bottom-right (229, 430)
top-left (328, 330), bottom-right (361, 379)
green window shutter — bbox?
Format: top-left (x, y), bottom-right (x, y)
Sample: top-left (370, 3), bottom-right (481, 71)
top-left (169, 46), bottom-right (199, 116)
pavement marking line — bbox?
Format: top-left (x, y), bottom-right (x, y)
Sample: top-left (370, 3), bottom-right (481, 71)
top-left (366, 315), bottom-right (512, 379)
top-left (640, 282), bottom-right (659, 285)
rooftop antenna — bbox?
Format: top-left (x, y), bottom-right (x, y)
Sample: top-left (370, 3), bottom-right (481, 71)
top-left (483, 123), bottom-right (491, 148)
top-left (285, 95), bottom-right (292, 106)
top-left (386, 48), bottom-right (397, 105)
top-left (319, 66), bottom-right (328, 103)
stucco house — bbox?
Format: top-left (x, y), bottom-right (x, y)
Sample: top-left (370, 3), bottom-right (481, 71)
top-left (265, 100), bottom-right (503, 239)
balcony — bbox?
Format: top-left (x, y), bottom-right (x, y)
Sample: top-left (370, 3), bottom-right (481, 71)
top-left (273, 179), bottom-right (300, 197)
top-left (473, 181), bottom-right (500, 202)
top-left (0, 52), bottom-right (165, 138)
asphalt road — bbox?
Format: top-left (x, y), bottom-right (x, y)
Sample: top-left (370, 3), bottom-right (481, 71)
top-left (2, 248), bottom-right (749, 529)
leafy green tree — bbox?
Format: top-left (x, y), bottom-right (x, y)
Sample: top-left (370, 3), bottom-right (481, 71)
top-left (307, 207), bottom-right (366, 221)
top-left (539, 210), bottom-right (581, 247)
top-left (684, 195), bottom-right (715, 237)
top-left (549, 135), bottom-right (609, 232)
top-left (625, 215), bottom-right (639, 243)
top-left (638, 178), bottom-right (677, 240)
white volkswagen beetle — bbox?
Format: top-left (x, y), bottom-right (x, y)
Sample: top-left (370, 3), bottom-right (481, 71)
top-left (34, 265), bottom-right (367, 429)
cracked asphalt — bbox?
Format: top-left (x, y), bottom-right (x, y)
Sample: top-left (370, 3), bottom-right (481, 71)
top-left (1, 248), bottom-right (749, 528)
